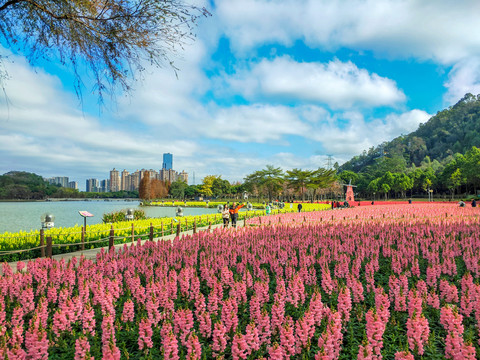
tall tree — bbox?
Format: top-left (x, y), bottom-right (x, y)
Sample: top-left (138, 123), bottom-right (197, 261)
top-left (170, 180), bottom-right (187, 199)
top-left (138, 172), bottom-right (151, 200)
top-left (285, 168), bottom-right (312, 201)
top-left (0, 0), bottom-right (209, 102)
top-left (449, 168), bottom-right (464, 200)
top-left (198, 175), bottom-right (216, 198)
top-left (244, 165), bottom-right (284, 202)
top-left (150, 179), bottom-right (168, 199)
top-left (307, 168), bottom-right (336, 201)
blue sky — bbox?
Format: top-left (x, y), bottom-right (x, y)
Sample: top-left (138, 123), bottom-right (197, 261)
top-left (2, 0), bottom-right (480, 190)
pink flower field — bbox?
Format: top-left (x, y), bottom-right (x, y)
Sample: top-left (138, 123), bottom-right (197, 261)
top-left (1, 203), bottom-right (480, 359)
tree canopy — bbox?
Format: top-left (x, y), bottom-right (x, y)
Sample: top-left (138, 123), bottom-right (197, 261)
top-left (0, 0), bottom-right (209, 102)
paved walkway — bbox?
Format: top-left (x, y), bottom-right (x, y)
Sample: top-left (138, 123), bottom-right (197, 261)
top-left (3, 220), bottom-right (246, 274)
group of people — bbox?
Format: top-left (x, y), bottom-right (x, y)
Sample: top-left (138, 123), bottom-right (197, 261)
top-left (330, 201), bottom-right (347, 209)
top-left (459, 199), bottom-right (477, 207)
top-left (221, 202), bottom-right (245, 228)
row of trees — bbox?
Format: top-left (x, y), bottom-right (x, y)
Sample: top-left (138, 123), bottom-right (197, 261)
top-left (137, 166), bottom-right (337, 202)
top-left (337, 146), bottom-right (480, 200)
top-left (138, 174), bottom-right (247, 201)
top-left (243, 165), bottom-right (337, 202)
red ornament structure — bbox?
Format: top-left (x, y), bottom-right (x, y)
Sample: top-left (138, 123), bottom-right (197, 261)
top-left (345, 185), bottom-right (355, 202)
top-left (341, 180), bottom-right (357, 203)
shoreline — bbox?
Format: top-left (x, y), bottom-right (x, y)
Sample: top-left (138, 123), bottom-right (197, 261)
top-left (0, 198), bottom-right (140, 203)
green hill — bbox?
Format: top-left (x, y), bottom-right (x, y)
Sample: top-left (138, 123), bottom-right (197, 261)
top-left (0, 171), bottom-right (60, 200)
top-left (338, 94), bottom-right (480, 198)
top-left (340, 93), bottom-right (480, 173)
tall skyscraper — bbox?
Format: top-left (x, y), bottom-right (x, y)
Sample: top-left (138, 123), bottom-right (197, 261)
top-left (68, 181), bottom-right (78, 190)
top-left (110, 168), bottom-right (120, 192)
top-left (47, 176), bottom-right (69, 187)
top-left (178, 170), bottom-right (188, 183)
top-left (162, 153), bottom-right (173, 170)
top-left (121, 169), bottom-right (129, 191)
top-left (86, 178), bottom-right (99, 192)
top-left (100, 179), bottom-right (110, 192)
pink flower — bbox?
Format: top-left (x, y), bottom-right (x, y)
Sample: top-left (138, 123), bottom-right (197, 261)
top-left (406, 313), bottom-right (429, 355)
top-left (74, 336), bottom-right (93, 360)
top-left (357, 342), bottom-right (374, 360)
top-left (162, 323), bottom-right (179, 360)
top-left (365, 309), bottom-right (385, 357)
top-left (244, 324), bottom-right (259, 355)
top-left (186, 332), bottom-right (202, 360)
top-left (317, 311), bottom-right (342, 359)
top-left (121, 299), bottom-right (135, 323)
top-left (232, 333), bottom-right (248, 360)
top-left (268, 342), bottom-right (284, 360)
top-left (337, 287), bottom-right (352, 326)
top-left (198, 311), bottom-right (212, 338)
top-left (394, 351), bottom-right (414, 360)
top-left (211, 322), bottom-right (228, 356)
top-left (138, 318), bottom-right (153, 350)
top-left (280, 321), bottom-right (295, 357)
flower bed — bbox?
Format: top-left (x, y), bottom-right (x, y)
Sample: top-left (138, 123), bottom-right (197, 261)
top-left (1, 204), bottom-right (479, 358)
top-left (0, 204), bottom-right (329, 262)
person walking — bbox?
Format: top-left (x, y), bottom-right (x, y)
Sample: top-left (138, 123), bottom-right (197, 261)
top-left (297, 203), bottom-right (302, 212)
top-left (229, 202), bottom-right (245, 228)
top-left (222, 204), bottom-right (230, 228)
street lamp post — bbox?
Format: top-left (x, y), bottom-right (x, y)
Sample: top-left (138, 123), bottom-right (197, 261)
top-left (125, 209), bottom-right (134, 221)
top-left (41, 213), bottom-right (55, 229)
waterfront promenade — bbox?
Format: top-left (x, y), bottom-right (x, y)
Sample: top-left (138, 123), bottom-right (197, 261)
top-left (2, 220), bottom-right (241, 274)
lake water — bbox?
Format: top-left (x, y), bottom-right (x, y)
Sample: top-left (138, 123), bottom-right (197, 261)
top-left (0, 200), bottom-right (218, 233)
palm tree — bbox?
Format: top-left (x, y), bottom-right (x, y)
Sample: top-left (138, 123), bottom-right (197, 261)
top-left (285, 168), bottom-right (313, 201)
top-left (244, 165), bottom-right (284, 202)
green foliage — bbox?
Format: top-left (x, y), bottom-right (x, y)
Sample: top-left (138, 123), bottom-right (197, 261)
top-left (285, 168), bottom-right (313, 201)
top-left (0, 171), bottom-right (59, 200)
top-left (338, 94), bottom-right (480, 198)
top-left (102, 209), bottom-right (146, 223)
top-left (169, 180), bottom-right (188, 199)
top-left (244, 165), bottom-right (285, 201)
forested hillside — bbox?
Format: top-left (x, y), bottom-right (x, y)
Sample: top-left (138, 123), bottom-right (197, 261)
top-left (0, 172), bottom-right (61, 200)
top-left (338, 94), bottom-right (480, 199)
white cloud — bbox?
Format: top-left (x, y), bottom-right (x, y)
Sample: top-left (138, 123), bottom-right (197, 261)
top-left (226, 57), bottom-right (405, 108)
top-left (444, 58), bottom-right (480, 104)
top-left (215, 0), bottom-right (480, 64)
top-left (308, 109), bottom-right (431, 155)
top-left (202, 104), bottom-right (310, 143)
top-left (0, 54), bottom-right (202, 186)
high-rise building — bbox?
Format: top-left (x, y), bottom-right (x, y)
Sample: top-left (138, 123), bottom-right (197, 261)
top-left (109, 168), bottom-right (120, 192)
top-left (159, 168), bottom-right (177, 183)
top-left (68, 181), bottom-right (78, 190)
top-left (100, 179), bottom-right (110, 192)
top-left (86, 178), bottom-right (99, 192)
top-left (121, 169), bottom-right (129, 191)
top-left (178, 170), bottom-right (188, 183)
top-left (162, 153), bottom-right (173, 170)
top-left (56, 177), bottom-right (69, 188)
top-left (47, 176), bottom-right (69, 187)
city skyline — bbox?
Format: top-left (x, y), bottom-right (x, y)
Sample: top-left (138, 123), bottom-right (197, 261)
top-left (38, 153), bottom-right (189, 191)
top-left (42, 163), bottom-right (189, 192)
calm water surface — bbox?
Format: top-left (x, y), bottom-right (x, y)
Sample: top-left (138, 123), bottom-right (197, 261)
top-left (0, 200), bottom-right (218, 233)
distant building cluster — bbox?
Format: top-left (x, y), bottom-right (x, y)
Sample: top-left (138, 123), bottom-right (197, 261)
top-left (46, 176), bottom-right (78, 190)
top-left (108, 166), bottom-right (188, 192)
top-left (46, 153), bottom-right (187, 193)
